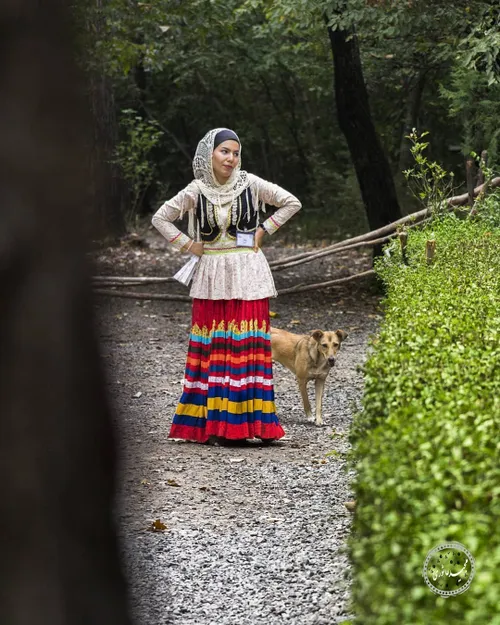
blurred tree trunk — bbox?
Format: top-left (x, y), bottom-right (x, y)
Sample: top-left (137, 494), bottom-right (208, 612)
top-left (0, 1), bottom-right (131, 624)
top-left (327, 23), bottom-right (402, 234)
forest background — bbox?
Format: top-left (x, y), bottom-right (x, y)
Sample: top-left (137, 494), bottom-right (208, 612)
top-left (77, 0), bottom-right (500, 242)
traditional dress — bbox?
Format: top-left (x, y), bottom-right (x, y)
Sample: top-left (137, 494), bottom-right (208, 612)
top-left (152, 128), bottom-right (301, 442)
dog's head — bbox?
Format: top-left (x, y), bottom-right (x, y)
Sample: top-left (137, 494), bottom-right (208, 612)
top-left (311, 329), bottom-right (348, 367)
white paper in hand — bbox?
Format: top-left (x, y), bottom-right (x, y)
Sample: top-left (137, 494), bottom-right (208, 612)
top-left (173, 255), bottom-right (200, 286)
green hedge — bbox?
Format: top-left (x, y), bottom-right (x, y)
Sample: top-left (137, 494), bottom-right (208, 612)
top-left (347, 196), bottom-right (500, 624)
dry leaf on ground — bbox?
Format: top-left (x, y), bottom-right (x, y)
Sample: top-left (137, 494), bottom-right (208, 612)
top-left (148, 519), bottom-right (167, 532)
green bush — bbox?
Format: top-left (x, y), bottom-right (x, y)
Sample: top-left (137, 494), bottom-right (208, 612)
top-left (347, 195), bottom-right (500, 624)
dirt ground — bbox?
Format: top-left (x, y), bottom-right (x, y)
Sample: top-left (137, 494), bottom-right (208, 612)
top-left (93, 227), bottom-right (382, 624)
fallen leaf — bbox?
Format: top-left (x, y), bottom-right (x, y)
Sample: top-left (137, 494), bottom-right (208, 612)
top-left (133, 391), bottom-right (142, 398)
top-left (148, 519), bottom-right (167, 532)
top-left (269, 311), bottom-right (280, 318)
top-left (167, 479), bottom-right (181, 487)
top-left (140, 479), bottom-right (151, 487)
top-left (290, 320), bottom-right (301, 325)
top-left (229, 457), bottom-right (245, 463)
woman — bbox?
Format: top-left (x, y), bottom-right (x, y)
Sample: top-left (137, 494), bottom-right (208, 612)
top-left (152, 127), bottom-right (301, 444)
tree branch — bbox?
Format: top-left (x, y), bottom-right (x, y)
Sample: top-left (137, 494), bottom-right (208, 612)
top-left (93, 289), bottom-right (190, 302)
top-left (270, 177), bottom-right (500, 269)
top-left (278, 270), bottom-right (376, 295)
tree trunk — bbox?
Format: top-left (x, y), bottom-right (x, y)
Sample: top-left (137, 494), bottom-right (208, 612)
top-left (398, 70), bottom-right (427, 172)
top-left (87, 0), bottom-right (127, 240)
top-left (134, 41), bottom-right (156, 217)
top-left (327, 24), bottom-right (402, 234)
top-left (88, 74), bottom-right (127, 239)
top-left (260, 76), bottom-right (310, 193)
top-left (0, 2), bottom-right (131, 623)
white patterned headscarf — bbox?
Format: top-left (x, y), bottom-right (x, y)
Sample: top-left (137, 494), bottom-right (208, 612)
top-left (192, 127), bottom-right (250, 206)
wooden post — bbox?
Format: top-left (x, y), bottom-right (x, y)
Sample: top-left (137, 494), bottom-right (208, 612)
top-left (476, 150), bottom-right (488, 186)
top-left (426, 240), bottom-right (436, 265)
top-left (398, 231), bottom-right (408, 265)
top-left (466, 156), bottom-right (475, 209)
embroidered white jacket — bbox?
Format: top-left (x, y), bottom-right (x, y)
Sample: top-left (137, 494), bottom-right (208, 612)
top-left (152, 174), bottom-right (301, 300)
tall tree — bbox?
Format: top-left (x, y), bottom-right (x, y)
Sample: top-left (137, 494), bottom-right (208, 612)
top-left (326, 3), bottom-right (402, 231)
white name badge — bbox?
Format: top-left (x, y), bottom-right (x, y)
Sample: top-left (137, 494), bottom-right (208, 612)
top-left (236, 231), bottom-right (255, 247)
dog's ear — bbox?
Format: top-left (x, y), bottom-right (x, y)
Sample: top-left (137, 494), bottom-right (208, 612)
top-left (311, 329), bottom-right (324, 342)
top-left (335, 329), bottom-right (348, 342)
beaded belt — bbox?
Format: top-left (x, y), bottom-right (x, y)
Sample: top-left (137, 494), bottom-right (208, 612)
top-left (202, 246), bottom-right (256, 255)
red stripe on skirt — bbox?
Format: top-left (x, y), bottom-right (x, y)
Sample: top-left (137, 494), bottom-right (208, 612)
top-left (168, 298), bottom-right (285, 442)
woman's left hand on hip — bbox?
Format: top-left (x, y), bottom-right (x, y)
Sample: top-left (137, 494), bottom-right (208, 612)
top-left (254, 227), bottom-right (265, 252)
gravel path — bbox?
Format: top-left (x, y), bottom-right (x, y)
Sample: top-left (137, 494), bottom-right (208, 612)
top-left (95, 235), bottom-right (380, 625)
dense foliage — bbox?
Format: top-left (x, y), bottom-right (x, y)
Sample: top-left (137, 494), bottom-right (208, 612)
top-left (78, 0), bottom-right (500, 237)
top-left (347, 192), bottom-right (500, 623)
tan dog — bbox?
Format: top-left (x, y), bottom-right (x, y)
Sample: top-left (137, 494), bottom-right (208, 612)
top-left (271, 327), bottom-right (348, 426)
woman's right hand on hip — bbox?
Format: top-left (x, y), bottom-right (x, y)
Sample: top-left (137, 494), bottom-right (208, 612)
top-left (190, 242), bottom-right (204, 257)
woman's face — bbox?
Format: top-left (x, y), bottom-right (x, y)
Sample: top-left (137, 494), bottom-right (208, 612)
top-left (212, 140), bottom-right (240, 184)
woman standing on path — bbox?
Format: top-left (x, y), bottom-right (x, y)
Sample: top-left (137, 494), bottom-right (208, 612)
top-left (152, 128), bottom-right (301, 444)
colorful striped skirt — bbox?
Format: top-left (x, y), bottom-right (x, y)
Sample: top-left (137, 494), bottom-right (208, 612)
top-left (169, 298), bottom-right (285, 443)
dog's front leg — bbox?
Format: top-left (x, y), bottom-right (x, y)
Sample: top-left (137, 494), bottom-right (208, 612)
top-left (297, 378), bottom-right (314, 422)
top-left (314, 378), bottom-right (326, 426)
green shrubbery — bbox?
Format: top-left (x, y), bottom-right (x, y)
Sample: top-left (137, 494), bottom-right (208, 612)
top-left (347, 193), bottom-right (500, 624)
